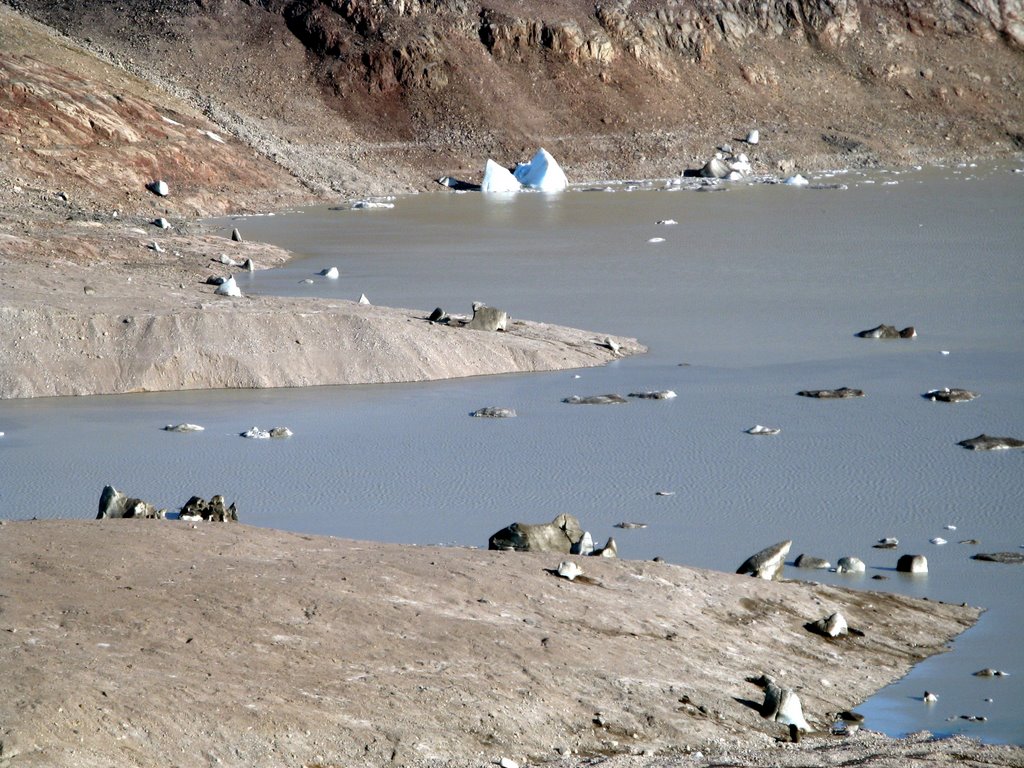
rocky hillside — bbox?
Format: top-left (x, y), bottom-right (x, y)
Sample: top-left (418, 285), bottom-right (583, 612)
top-left (3, 0), bottom-right (1022, 207)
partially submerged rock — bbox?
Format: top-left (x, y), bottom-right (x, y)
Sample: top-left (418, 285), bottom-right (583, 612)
top-left (97, 485), bottom-right (166, 520)
top-left (628, 390), bottom-right (676, 400)
top-left (973, 668), bottom-right (1010, 676)
top-left (319, 267), bottom-right (340, 279)
top-left (957, 434), bottom-right (1024, 451)
top-left (794, 553), bottom-right (831, 569)
top-left (488, 514), bottom-right (584, 553)
top-left (179, 495), bottom-right (238, 522)
top-left (470, 407), bottom-right (516, 418)
top-left (241, 426), bottom-right (292, 439)
top-left (797, 387), bottom-right (864, 399)
top-left (736, 540), bottom-right (791, 581)
top-left (163, 423), bottom-right (204, 432)
top-left (856, 324), bottom-right (916, 339)
top-left (924, 388), bottom-right (978, 403)
top-left (971, 552), bottom-right (1024, 564)
top-left (836, 556), bottom-right (866, 573)
top-left (897, 554), bottom-right (928, 573)
top-left (563, 394), bottom-right (627, 405)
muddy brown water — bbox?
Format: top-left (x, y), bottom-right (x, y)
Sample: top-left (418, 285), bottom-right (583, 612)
top-left (2, 162), bottom-right (1022, 743)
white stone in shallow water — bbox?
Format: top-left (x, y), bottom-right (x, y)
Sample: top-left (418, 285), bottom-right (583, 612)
top-left (319, 267), bottom-right (339, 279)
top-left (835, 556), bottom-right (865, 573)
top-left (513, 148), bottom-right (568, 192)
top-left (783, 174), bottom-right (809, 186)
top-left (481, 159), bottom-right (522, 193)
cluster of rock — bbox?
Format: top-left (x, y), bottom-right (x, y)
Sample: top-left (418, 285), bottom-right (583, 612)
top-left (427, 302), bottom-right (509, 332)
top-left (686, 131), bottom-right (760, 182)
top-left (96, 485), bottom-right (238, 522)
top-left (179, 494), bottom-right (239, 522)
top-left (487, 513), bottom-right (616, 558)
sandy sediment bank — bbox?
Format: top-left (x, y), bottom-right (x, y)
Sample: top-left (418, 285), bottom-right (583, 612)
top-left (0, 221), bottom-right (642, 399)
top-left (2, 520), bottom-right (1018, 768)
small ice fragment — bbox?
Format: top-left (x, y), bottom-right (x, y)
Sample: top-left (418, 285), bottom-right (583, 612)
top-left (319, 267), bottom-right (339, 279)
top-left (358, 293), bottom-right (371, 305)
top-left (930, 537), bottom-right (947, 545)
top-left (746, 425), bottom-right (781, 436)
top-left (648, 237), bottom-right (665, 243)
top-left (160, 114), bottom-right (183, 126)
top-left (783, 174), bottom-right (809, 186)
top-left (655, 490), bottom-right (675, 497)
top-left (163, 423), bottom-right (205, 432)
top-left (657, 219), bottom-right (678, 225)
top-left (351, 200), bottom-right (395, 209)
top-left (241, 427), bottom-right (270, 439)
top-left (945, 524), bottom-right (957, 530)
top-left (200, 129), bottom-right (225, 144)
top-left (941, 350), bottom-right (950, 355)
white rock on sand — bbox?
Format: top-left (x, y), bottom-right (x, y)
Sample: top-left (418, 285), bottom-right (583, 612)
top-left (214, 276), bottom-right (241, 297)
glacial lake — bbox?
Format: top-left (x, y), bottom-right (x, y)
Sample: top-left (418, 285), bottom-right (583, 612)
top-left (2, 162), bottom-right (1022, 744)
